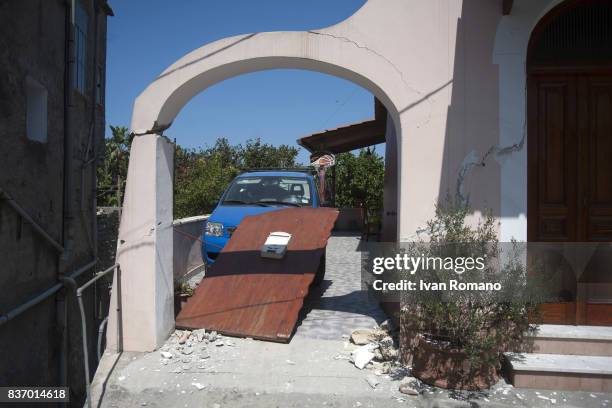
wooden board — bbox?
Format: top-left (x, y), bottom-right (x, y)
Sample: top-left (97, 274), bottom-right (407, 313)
top-left (175, 207), bottom-right (338, 342)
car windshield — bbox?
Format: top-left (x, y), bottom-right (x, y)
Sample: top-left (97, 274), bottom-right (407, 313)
top-left (222, 176), bottom-right (312, 206)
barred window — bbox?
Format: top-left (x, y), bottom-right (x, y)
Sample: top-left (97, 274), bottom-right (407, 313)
top-left (74, 1), bottom-right (88, 93)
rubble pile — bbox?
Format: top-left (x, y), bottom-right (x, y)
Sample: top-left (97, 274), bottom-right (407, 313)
top-left (158, 329), bottom-right (234, 373)
top-left (348, 319), bottom-right (400, 370)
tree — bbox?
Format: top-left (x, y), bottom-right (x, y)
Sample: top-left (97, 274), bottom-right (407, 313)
top-left (97, 129), bottom-right (387, 219)
top-left (334, 148), bottom-right (385, 211)
top-left (97, 126), bottom-right (133, 207)
top-left (240, 138), bottom-right (299, 169)
top-left (173, 137), bottom-right (299, 218)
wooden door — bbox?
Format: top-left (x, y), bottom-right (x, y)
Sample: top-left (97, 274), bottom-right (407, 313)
top-left (529, 71), bottom-right (612, 325)
top-left (580, 75), bottom-right (612, 242)
top-left (528, 74), bottom-right (579, 243)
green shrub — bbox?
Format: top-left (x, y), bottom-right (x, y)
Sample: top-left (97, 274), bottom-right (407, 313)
top-left (402, 196), bottom-right (547, 370)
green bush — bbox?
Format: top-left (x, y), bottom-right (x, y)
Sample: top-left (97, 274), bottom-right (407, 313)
top-left (334, 148), bottom-right (384, 211)
top-left (402, 196), bottom-right (546, 371)
top-left (173, 138), bottom-right (299, 218)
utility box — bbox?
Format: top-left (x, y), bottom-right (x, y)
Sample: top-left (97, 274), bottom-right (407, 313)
top-left (260, 231), bottom-right (292, 259)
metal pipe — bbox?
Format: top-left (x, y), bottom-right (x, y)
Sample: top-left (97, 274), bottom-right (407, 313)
top-left (0, 260), bottom-right (96, 327)
top-left (70, 263), bottom-right (118, 408)
top-left (69, 278), bottom-right (93, 408)
top-left (0, 189), bottom-right (64, 253)
top-left (97, 316), bottom-right (108, 361)
top-left (77, 264), bottom-right (118, 295)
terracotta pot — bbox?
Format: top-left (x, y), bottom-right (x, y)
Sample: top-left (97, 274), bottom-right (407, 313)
top-left (411, 334), bottom-right (498, 390)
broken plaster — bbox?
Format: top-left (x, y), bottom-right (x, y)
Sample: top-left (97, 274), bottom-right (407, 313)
top-left (455, 130), bottom-right (526, 204)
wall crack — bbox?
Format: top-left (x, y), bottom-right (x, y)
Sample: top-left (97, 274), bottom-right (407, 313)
top-left (307, 30), bottom-right (422, 97)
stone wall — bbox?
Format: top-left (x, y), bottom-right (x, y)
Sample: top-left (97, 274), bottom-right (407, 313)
top-left (0, 1), bottom-right (110, 404)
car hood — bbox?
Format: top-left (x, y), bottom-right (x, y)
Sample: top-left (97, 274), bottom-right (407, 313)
top-left (208, 205), bottom-right (284, 227)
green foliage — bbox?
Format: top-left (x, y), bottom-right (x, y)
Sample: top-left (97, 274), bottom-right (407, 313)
top-left (173, 137), bottom-right (299, 218)
top-left (334, 148), bottom-right (385, 211)
top-left (97, 126), bottom-right (133, 207)
top-left (403, 196), bottom-right (544, 376)
top-left (97, 126), bottom-right (386, 219)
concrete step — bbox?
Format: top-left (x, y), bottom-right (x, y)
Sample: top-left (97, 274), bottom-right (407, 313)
top-left (505, 352), bottom-right (612, 392)
top-left (525, 324), bottom-right (612, 356)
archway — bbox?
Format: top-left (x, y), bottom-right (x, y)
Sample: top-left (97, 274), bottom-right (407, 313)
top-left (527, 0), bottom-right (612, 324)
top-left (108, 12), bottom-right (416, 351)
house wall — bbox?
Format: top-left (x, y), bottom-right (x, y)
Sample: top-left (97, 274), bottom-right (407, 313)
top-left (0, 0), bottom-right (109, 402)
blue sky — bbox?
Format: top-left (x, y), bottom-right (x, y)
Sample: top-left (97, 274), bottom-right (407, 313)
top-left (105, 0), bottom-right (380, 163)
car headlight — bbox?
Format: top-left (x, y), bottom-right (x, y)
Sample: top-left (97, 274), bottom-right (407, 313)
top-left (205, 221), bottom-right (224, 237)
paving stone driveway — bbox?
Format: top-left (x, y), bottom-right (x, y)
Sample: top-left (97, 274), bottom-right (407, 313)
top-left (294, 233), bottom-right (387, 340)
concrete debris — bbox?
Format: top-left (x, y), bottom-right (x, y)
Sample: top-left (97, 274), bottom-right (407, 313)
top-left (349, 323), bottom-right (398, 373)
top-left (378, 336), bottom-right (399, 361)
top-left (178, 331), bottom-right (191, 344)
top-left (370, 361), bottom-right (391, 375)
top-left (379, 319), bottom-right (396, 332)
top-left (158, 329), bottom-right (237, 372)
top-left (350, 329), bottom-right (378, 345)
top-left (398, 382), bottom-right (419, 396)
top-left (352, 344), bottom-right (378, 369)
top-left (191, 382), bottom-right (205, 390)
top-left (365, 375), bottom-right (380, 389)
top-left (192, 329), bottom-right (207, 342)
top-left (537, 395), bottom-right (556, 404)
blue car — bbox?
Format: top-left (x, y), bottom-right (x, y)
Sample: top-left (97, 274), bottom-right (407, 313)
top-left (201, 170), bottom-right (322, 265)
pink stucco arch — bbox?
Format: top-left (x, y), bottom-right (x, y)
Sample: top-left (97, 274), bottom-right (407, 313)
top-left (131, 31), bottom-right (408, 136)
top-left (110, 0), bottom-right (443, 352)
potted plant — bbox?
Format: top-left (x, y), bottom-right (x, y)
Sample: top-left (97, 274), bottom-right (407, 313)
top-left (401, 197), bottom-right (546, 390)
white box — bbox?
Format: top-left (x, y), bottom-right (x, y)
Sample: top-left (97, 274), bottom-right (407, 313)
top-left (260, 231), bottom-right (292, 259)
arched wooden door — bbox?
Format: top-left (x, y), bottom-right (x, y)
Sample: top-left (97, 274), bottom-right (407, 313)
top-left (528, 0), bottom-right (612, 325)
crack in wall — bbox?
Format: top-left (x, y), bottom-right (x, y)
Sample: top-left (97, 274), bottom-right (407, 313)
top-left (455, 129), bottom-right (526, 205)
top-left (307, 30), bottom-right (443, 129)
top-left (307, 30), bottom-right (423, 97)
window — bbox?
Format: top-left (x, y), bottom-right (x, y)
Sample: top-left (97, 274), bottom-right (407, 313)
top-left (74, 1), bottom-right (88, 93)
top-left (223, 176), bottom-right (313, 206)
top-left (25, 77), bottom-right (48, 143)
